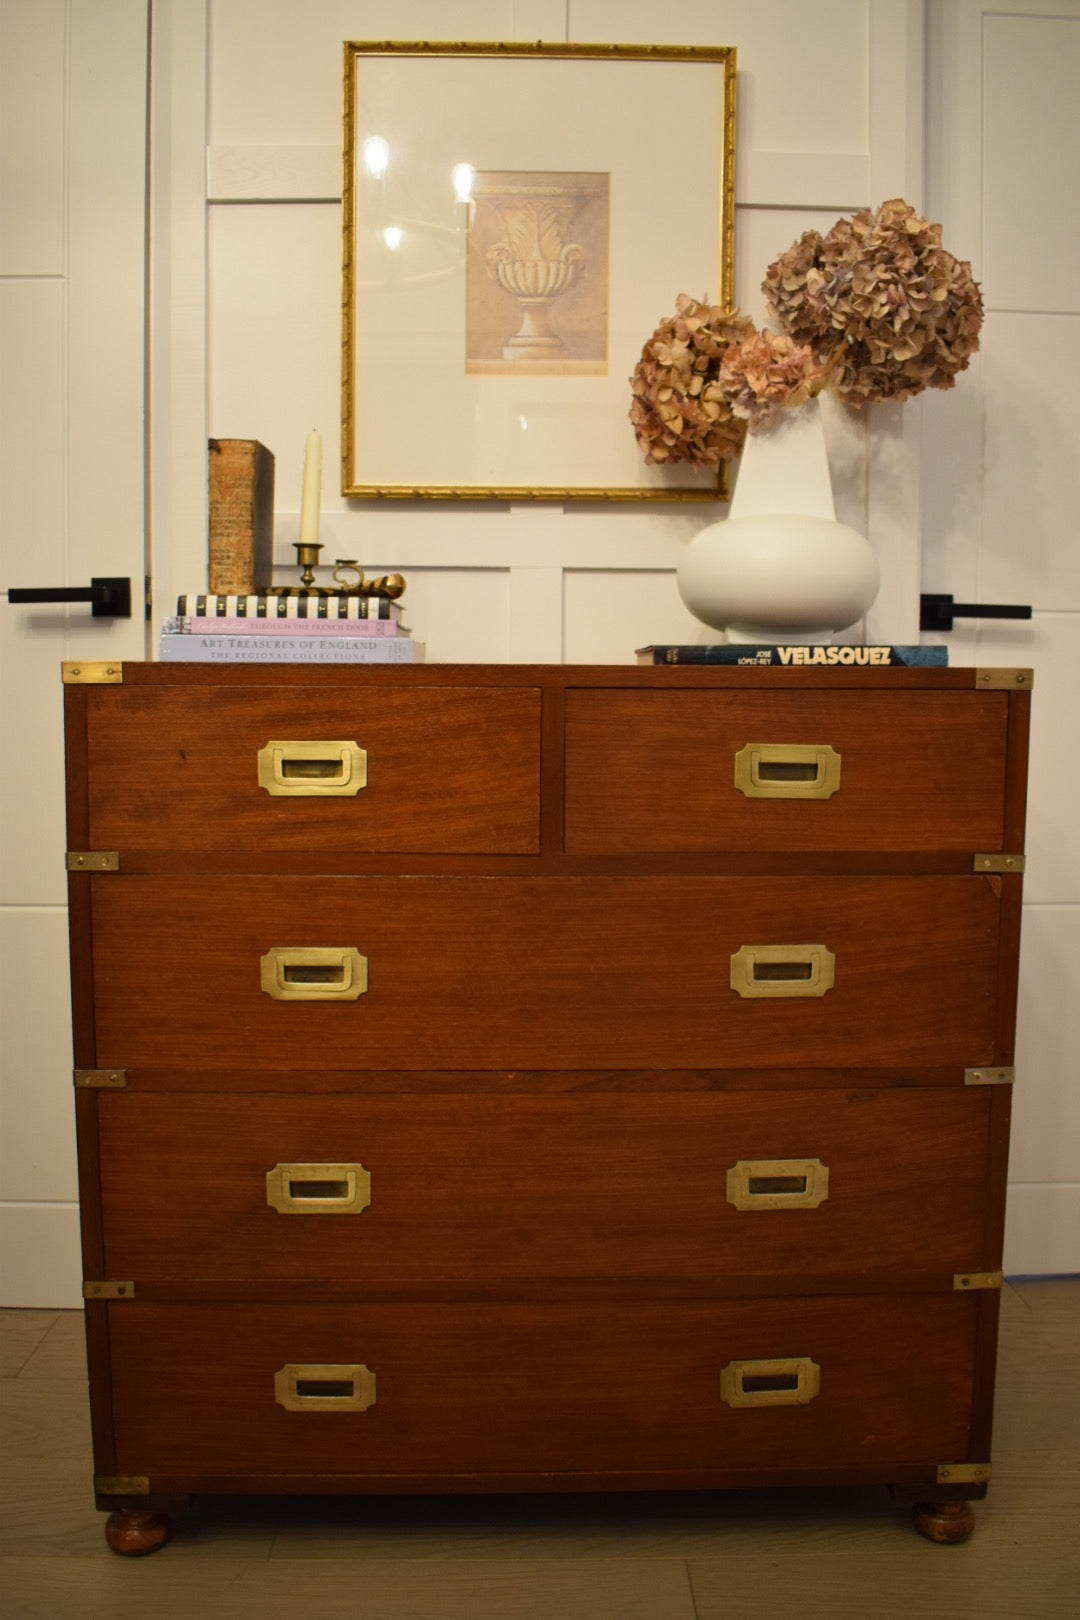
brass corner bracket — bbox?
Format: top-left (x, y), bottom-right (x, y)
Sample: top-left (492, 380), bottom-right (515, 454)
top-left (62, 661), bottom-right (123, 684)
top-left (975, 668), bottom-right (1033, 690)
top-left (936, 1462), bottom-right (991, 1486)
top-left (964, 1066), bottom-right (1015, 1086)
top-left (974, 853), bottom-right (1025, 873)
top-left (954, 1271), bottom-right (1003, 1292)
top-left (82, 1281), bottom-right (135, 1300)
top-left (74, 1069), bottom-right (127, 1089)
top-left (95, 1474), bottom-right (149, 1496)
top-left (66, 851), bottom-right (120, 872)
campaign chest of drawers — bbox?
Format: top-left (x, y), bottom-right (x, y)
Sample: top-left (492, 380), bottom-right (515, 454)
top-left (62, 660), bottom-right (1031, 1553)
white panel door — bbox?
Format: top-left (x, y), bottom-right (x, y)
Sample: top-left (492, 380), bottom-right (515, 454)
top-left (923, 1), bottom-right (1080, 1274)
top-left (0, 0), bottom-right (149, 1306)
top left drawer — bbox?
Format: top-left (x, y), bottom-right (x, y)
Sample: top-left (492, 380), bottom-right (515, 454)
top-left (80, 685), bottom-right (542, 854)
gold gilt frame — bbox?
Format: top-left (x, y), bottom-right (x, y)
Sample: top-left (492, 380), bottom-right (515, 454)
top-left (342, 40), bottom-right (736, 502)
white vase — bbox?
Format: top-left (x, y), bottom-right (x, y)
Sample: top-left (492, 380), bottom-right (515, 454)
top-left (676, 396), bottom-right (880, 643)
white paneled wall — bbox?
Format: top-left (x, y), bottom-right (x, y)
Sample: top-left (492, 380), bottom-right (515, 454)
top-left (924, 1), bottom-right (1080, 1275)
top-left (3, 0), bottom-right (1076, 1302)
top-left (167, 0), bottom-right (924, 652)
top-left (1, 0), bottom-right (75, 1309)
top-left (985, 10), bottom-right (1079, 1275)
top-left (1, 0), bottom-right (148, 1307)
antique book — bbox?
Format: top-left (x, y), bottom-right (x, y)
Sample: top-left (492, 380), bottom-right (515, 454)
top-left (158, 633), bottom-right (423, 663)
top-left (163, 614), bottom-right (401, 637)
top-left (207, 440), bottom-right (275, 593)
top-left (177, 592), bottom-right (403, 620)
top-left (636, 644), bottom-right (949, 667)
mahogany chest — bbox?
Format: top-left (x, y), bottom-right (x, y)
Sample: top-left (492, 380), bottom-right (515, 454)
top-left (61, 660), bottom-right (1030, 1551)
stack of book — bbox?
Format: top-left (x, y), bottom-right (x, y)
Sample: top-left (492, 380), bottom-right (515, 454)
top-left (159, 593), bottom-right (424, 664)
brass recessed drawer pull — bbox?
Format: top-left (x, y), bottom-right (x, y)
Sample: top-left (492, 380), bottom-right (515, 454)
top-left (266, 1162), bottom-right (372, 1215)
top-left (274, 1363), bottom-right (376, 1413)
top-left (730, 944), bottom-right (835, 998)
top-left (260, 946), bottom-right (368, 1001)
top-left (726, 1158), bottom-right (829, 1211)
top-left (257, 740), bottom-right (367, 796)
top-left (734, 743), bottom-right (841, 799)
top-left (720, 1357), bottom-right (820, 1408)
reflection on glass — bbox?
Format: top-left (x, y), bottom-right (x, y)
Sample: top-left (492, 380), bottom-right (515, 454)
top-left (452, 162), bottom-right (475, 203)
top-left (362, 136), bottom-right (389, 178)
top-left (382, 225), bottom-right (402, 251)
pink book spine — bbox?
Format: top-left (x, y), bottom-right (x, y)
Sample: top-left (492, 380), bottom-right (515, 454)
top-left (170, 615), bottom-right (400, 637)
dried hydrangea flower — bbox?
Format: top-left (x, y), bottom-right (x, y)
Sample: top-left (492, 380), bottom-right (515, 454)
top-left (717, 329), bottom-right (823, 431)
top-left (629, 294), bottom-right (754, 467)
top-left (760, 229), bottom-right (828, 349)
top-left (762, 199), bottom-right (983, 406)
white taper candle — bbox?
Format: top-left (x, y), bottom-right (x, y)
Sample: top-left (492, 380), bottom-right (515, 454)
top-left (299, 430), bottom-right (322, 545)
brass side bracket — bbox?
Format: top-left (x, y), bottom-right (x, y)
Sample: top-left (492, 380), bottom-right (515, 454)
top-left (954, 1271), bottom-right (1003, 1291)
top-left (83, 1281), bottom-right (135, 1300)
top-left (67, 851), bottom-right (120, 872)
top-left (974, 853), bottom-right (1025, 873)
top-left (95, 1475), bottom-right (149, 1496)
top-left (62, 661), bottom-right (123, 684)
top-left (74, 1069), bottom-right (128, 1089)
top-left (936, 1462), bottom-right (992, 1486)
top-left (965, 1066), bottom-right (1015, 1086)
top-left (974, 668), bottom-right (1033, 690)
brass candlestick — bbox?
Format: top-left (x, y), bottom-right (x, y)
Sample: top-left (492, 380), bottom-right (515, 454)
top-left (293, 541), bottom-right (323, 587)
top-left (332, 560), bottom-right (406, 599)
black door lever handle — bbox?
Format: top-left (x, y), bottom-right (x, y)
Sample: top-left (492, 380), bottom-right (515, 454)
top-left (920, 593), bottom-right (1032, 633)
top-left (6, 576), bottom-right (132, 618)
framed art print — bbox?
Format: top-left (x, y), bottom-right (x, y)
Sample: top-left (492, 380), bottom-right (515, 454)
top-left (342, 41), bottom-right (736, 502)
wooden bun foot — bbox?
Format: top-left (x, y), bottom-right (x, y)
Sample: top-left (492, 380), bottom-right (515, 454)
top-left (912, 1499), bottom-right (976, 1544)
top-left (105, 1508), bottom-right (170, 1555)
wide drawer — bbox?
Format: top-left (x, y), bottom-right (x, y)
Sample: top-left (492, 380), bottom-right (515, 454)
top-left (88, 875), bottom-right (1003, 1070)
top-left (81, 685), bottom-right (541, 853)
top-left (103, 1297), bottom-right (980, 1481)
top-left (96, 1090), bottom-right (995, 1287)
top-left (564, 689), bottom-right (1010, 853)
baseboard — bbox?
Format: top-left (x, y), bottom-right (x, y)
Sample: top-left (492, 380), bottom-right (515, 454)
top-left (0, 1202), bottom-right (83, 1307)
top-left (1004, 1183), bottom-right (1080, 1276)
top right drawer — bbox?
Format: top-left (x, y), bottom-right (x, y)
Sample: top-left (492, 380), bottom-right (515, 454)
top-left (564, 689), bottom-right (1011, 853)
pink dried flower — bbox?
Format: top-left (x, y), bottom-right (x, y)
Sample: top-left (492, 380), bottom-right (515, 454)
top-left (762, 199), bottom-right (983, 406)
top-left (629, 294), bottom-right (754, 467)
top-left (760, 230), bottom-right (828, 349)
top-left (717, 330), bottom-right (823, 431)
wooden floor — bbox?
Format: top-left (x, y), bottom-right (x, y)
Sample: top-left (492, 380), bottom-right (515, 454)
top-left (2, 1280), bottom-right (1077, 1620)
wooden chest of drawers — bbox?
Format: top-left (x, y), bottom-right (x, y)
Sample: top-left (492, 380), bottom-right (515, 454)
top-left (62, 661), bottom-right (1030, 1552)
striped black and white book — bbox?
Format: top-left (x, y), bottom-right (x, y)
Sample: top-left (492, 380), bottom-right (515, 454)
top-left (176, 592), bottom-right (403, 621)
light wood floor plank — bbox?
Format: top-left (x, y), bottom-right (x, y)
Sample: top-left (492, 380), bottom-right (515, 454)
top-left (0, 1554), bottom-right (699, 1620)
top-left (0, 1307), bottom-right (59, 1377)
top-left (17, 1310), bottom-right (88, 1381)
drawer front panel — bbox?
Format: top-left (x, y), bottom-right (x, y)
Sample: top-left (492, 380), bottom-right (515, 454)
top-left (97, 1090), bottom-right (993, 1284)
top-left (84, 686), bottom-right (541, 853)
top-left (565, 689), bottom-right (1009, 853)
top-left (90, 875), bottom-right (1002, 1070)
top-left (106, 1297), bottom-right (978, 1478)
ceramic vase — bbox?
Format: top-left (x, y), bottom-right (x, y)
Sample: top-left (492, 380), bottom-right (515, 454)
top-left (676, 397), bottom-right (880, 643)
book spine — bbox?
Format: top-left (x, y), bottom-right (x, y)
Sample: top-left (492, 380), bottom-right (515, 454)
top-left (162, 615), bottom-right (400, 637)
top-left (177, 592), bottom-right (398, 620)
top-left (207, 440), bottom-right (275, 594)
top-left (158, 635), bottom-right (421, 664)
top-left (637, 645), bottom-right (949, 667)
